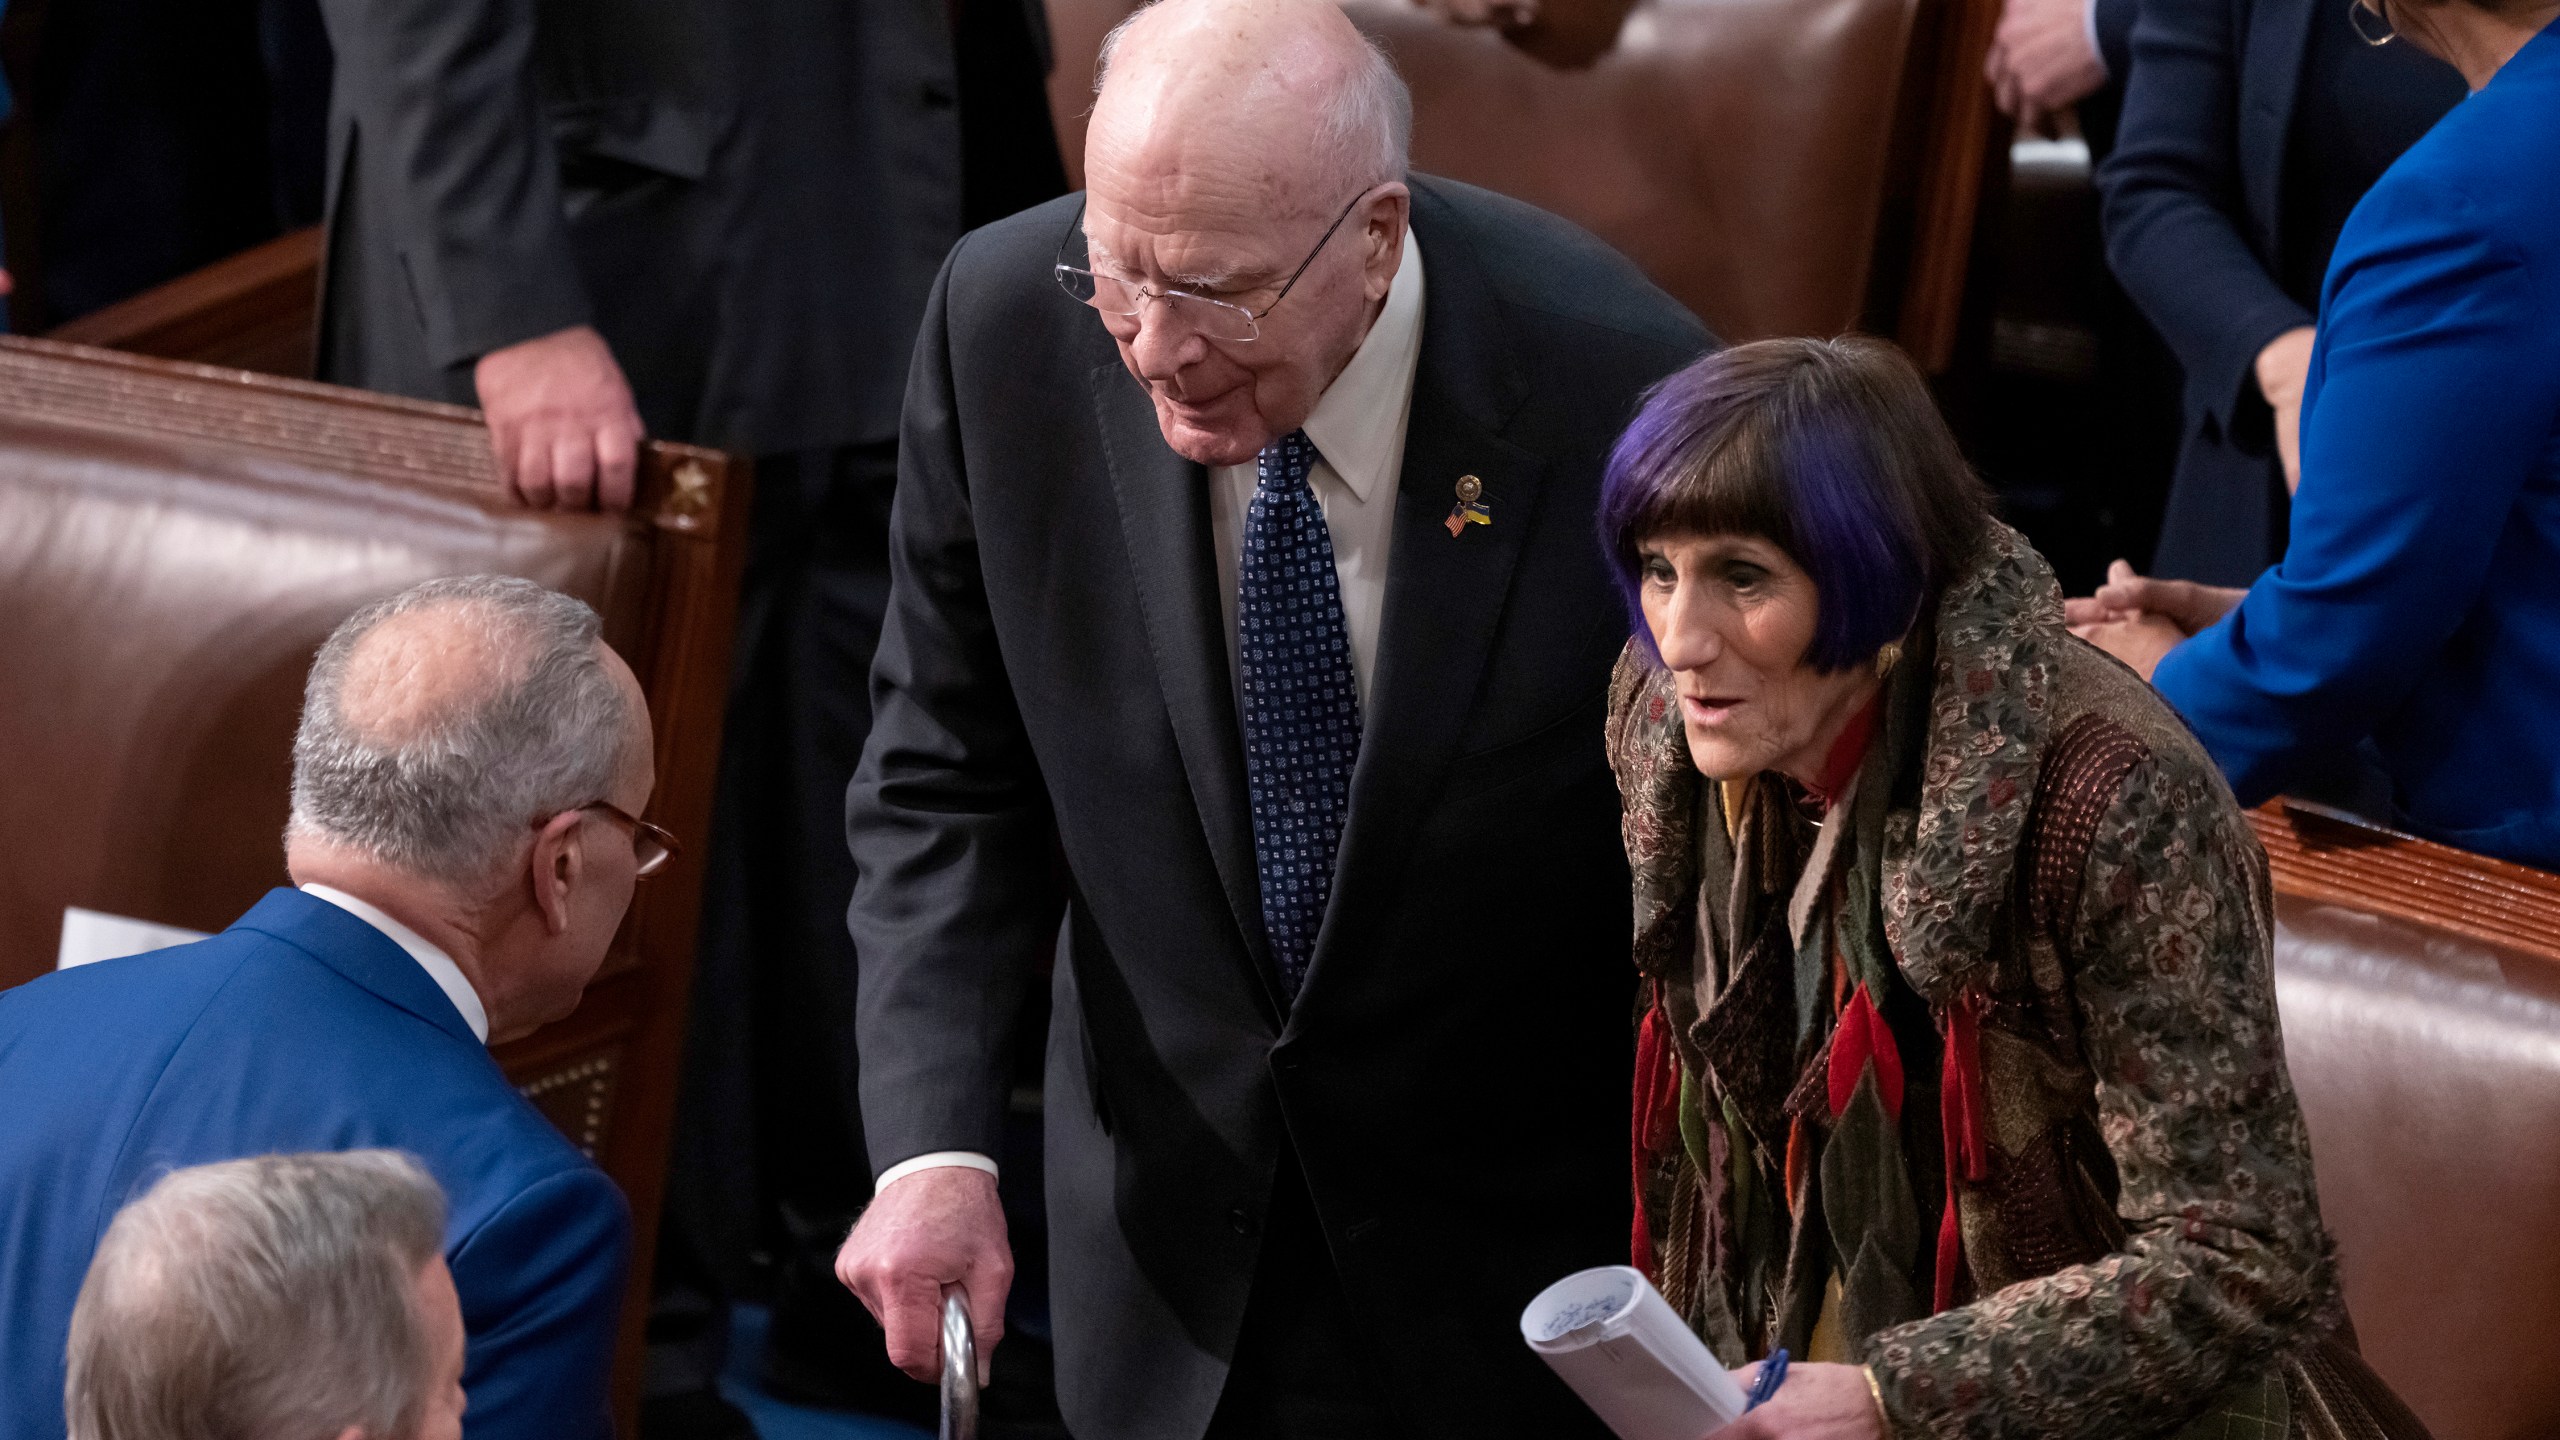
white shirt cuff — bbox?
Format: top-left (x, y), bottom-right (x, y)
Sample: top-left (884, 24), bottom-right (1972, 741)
top-left (876, 1151), bottom-right (1000, 1191)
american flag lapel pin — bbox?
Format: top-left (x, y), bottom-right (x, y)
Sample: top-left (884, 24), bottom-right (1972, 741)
top-left (1445, 473), bottom-right (1491, 537)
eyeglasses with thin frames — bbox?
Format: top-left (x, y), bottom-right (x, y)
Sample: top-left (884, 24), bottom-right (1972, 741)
top-left (1054, 187), bottom-right (1376, 343)
top-left (572, 801), bottom-right (680, 880)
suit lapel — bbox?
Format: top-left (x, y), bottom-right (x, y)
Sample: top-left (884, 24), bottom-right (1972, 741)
top-left (1089, 361), bottom-right (1286, 1019)
top-left (1298, 187), bottom-right (1542, 1011)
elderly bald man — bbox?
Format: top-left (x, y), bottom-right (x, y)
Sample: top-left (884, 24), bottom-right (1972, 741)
top-left (836, 1), bottom-right (1710, 1435)
top-left (0, 576), bottom-right (663, 1440)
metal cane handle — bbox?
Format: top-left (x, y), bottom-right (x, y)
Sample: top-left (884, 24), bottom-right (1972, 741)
top-left (939, 1289), bottom-right (979, 1440)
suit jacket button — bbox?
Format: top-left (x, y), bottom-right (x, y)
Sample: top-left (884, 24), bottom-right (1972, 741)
top-left (1229, 1207), bottom-right (1256, 1236)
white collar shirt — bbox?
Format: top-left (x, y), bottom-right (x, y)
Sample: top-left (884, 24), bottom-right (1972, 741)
top-left (299, 882), bottom-right (491, 1045)
top-left (1208, 229), bottom-right (1426, 706)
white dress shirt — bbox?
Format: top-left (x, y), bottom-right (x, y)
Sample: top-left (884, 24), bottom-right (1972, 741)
top-left (1209, 230), bottom-right (1426, 706)
top-left (878, 231), bottom-right (1430, 1194)
top-left (300, 882), bottom-right (491, 1044)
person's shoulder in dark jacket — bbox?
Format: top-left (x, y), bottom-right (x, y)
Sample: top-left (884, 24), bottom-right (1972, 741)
top-left (1400, 175), bottom-right (1713, 477)
top-left (1411, 174), bottom-right (1713, 358)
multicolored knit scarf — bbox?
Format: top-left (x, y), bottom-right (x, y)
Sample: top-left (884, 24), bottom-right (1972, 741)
top-left (1630, 644), bottom-right (1992, 1358)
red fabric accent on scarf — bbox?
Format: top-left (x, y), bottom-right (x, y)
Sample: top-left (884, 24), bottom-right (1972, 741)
top-left (1825, 982), bottom-right (1904, 1121)
top-left (1933, 992), bottom-right (1991, 1311)
top-left (1631, 994), bottom-right (1683, 1273)
top-left (1802, 692), bottom-right (1883, 811)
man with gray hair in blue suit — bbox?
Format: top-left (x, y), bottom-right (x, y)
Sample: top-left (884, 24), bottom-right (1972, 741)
top-left (0, 575), bottom-right (668, 1440)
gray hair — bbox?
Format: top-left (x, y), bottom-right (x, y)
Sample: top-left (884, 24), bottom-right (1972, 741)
top-left (66, 1151), bottom-right (450, 1440)
top-left (289, 575), bottom-right (633, 888)
top-left (1094, 2), bottom-right (1413, 188)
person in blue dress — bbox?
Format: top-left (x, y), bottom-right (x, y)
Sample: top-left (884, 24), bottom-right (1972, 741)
top-left (2073, 0), bottom-right (2560, 870)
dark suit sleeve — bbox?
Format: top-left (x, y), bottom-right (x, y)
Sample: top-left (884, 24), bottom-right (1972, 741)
top-left (447, 1167), bottom-right (631, 1440)
top-left (2094, 0), bottom-right (2139, 85)
top-left (2097, 0), bottom-right (2311, 433)
top-left (2075, 0), bottom-right (2138, 161)
top-left (847, 232), bottom-right (1063, 1176)
top-left (314, 0), bottom-right (590, 369)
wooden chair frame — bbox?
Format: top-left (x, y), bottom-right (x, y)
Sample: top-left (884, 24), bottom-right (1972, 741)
top-left (2251, 798), bottom-right (2560, 965)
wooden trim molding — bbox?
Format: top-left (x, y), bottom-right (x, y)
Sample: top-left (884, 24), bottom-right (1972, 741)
top-left (2250, 799), bottom-right (2560, 967)
top-left (1892, 0), bottom-right (2003, 372)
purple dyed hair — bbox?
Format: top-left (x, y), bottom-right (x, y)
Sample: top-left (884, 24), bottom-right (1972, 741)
top-left (1596, 336), bottom-right (1992, 672)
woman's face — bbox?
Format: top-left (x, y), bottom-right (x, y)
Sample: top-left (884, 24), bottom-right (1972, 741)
top-left (1637, 531), bottom-right (1884, 785)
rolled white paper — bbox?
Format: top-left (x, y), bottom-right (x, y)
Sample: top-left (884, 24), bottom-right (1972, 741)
top-left (1521, 1265), bottom-right (1748, 1440)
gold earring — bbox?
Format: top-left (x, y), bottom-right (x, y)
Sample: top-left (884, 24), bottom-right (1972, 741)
top-left (1874, 642), bottom-right (1903, 678)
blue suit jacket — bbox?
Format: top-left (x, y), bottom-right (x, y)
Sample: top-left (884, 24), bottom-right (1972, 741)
top-left (2154, 20), bottom-right (2560, 869)
top-left (0, 888), bottom-right (628, 1440)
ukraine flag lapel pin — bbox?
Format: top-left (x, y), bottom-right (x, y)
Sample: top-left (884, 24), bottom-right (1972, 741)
top-left (1445, 474), bottom-right (1492, 537)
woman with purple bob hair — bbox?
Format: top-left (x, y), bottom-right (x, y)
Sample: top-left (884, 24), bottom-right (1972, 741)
top-left (1595, 337), bottom-right (2419, 1439)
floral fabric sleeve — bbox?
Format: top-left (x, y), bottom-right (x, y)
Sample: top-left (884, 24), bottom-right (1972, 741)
top-left (1862, 751), bottom-right (2335, 1440)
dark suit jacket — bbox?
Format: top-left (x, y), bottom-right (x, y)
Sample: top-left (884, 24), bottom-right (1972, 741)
top-left (2099, 0), bottom-right (2325, 583)
top-left (2071, 0), bottom-right (2140, 159)
top-left (0, 889), bottom-right (629, 1440)
top-left (2097, 0), bottom-right (2459, 583)
top-left (310, 0), bottom-right (972, 454)
top-left (849, 177), bottom-right (1711, 1440)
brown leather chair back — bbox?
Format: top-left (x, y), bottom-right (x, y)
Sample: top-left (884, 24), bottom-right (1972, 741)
top-left (2254, 801), bottom-right (2560, 1440)
top-left (1041, 0), bottom-right (2001, 366)
top-left (0, 335), bottom-right (747, 1428)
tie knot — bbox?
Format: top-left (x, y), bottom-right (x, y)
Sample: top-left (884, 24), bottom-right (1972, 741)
top-left (1255, 430), bottom-right (1321, 493)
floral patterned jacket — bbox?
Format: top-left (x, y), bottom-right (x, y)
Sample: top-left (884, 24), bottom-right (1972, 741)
top-left (1605, 523), bottom-right (2355, 1440)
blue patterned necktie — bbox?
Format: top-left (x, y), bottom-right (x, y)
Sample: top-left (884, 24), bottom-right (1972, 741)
top-left (1238, 429), bottom-right (1362, 996)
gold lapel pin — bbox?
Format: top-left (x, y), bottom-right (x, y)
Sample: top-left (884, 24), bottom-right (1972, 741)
top-left (1445, 474), bottom-right (1491, 537)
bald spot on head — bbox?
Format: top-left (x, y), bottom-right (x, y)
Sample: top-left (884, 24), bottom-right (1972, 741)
top-left (330, 601), bottom-right (527, 749)
top-left (1088, 0), bottom-right (1388, 248)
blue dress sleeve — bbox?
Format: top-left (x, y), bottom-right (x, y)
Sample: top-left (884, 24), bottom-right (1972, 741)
top-left (2152, 170), bottom-right (2560, 802)
top-left (447, 1166), bottom-right (633, 1440)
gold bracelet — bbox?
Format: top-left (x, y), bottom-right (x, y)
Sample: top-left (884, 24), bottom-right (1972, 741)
top-left (1862, 1365), bottom-right (1892, 1435)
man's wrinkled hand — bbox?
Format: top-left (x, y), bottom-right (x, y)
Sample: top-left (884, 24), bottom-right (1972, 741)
top-left (1702, 1362), bottom-right (1888, 1440)
top-left (835, 1166), bottom-right (1012, 1385)
top-left (473, 324), bottom-right (645, 512)
top-left (1985, 0), bottom-right (2108, 135)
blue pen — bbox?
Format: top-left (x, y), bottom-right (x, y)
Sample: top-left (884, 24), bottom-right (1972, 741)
top-left (1743, 1348), bottom-right (1790, 1413)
